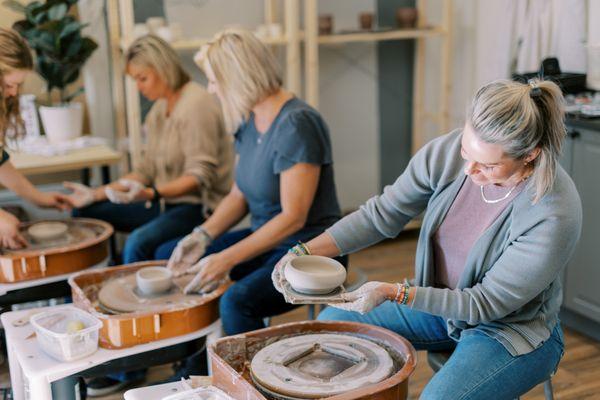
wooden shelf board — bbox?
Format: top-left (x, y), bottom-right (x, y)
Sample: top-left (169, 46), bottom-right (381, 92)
top-left (170, 35), bottom-right (291, 50)
top-left (318, 26), bottom-right (445, 44)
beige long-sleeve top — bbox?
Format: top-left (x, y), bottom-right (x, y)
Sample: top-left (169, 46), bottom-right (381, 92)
top-left (135, 82), bottom-right (234, 211)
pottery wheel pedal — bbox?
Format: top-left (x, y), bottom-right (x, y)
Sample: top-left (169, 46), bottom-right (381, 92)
top-left (250, 333), bottom-right (394, 399)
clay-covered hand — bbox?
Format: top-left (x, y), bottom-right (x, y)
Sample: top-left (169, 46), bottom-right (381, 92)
top-left (271, 252), bottom-right (297, 294)
top-left (35, 191), bottom-right (72, 211)
top-left (183, 253), bottom-right (231, 294)
top-left (329, 281), bottom-right (388, 314)
top-left (63, 181), bottom-right (97, 208)
top-left (166, 228), bottom-right (212, 277)
top-left (0, 209), bottom-right (26, 249)
top-left (105, 179), bottom-right (148, 204)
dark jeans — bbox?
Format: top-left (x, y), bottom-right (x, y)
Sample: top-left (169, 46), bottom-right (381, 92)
top-left (73, 201), bottom-right (204, 263)
top-left (155, 228), bottom-right (347, 378)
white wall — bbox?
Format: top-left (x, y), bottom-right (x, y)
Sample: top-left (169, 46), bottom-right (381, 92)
top-left (421, 0), bottom-right (589, 147)
top-left (164, 0), bottom-right (380, 210)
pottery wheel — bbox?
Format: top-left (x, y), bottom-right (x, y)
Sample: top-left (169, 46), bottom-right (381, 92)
top-left (250, 333), bottom-right (394, 399)
top-left (5, 220), bottom-right (102, 252)
top-left (98, 273), bottom-right (204, 313)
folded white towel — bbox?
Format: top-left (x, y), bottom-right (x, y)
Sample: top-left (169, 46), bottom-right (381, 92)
top-left (13, 136), bottom-right (107, 157)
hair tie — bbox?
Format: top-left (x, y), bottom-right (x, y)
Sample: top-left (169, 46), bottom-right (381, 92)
top-left (528, 79), bottom-right (542, 98)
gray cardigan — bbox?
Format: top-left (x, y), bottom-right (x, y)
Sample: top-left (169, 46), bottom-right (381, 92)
top-left (327, 129), bottom-right (582, 356)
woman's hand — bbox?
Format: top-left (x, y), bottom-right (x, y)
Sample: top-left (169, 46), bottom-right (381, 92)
top-left (34, 191), bottom-right (72, 211)
top-left (271, 252), bottom-right (297, 294)
top-left (183, 253), bottom-right (233, 294)
top-left (330, 281), bottom-right (392, 314)
top-left (166, 228), bottom-right (212, 277)
top-left (105, 179), bottom-right (152, 204)
top-left (0, 209), bottom-right (26, 249)
top-left (63, 181), bottom-right (98, 208)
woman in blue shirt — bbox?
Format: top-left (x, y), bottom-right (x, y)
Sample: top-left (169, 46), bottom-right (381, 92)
top-left (158, 28), bottom-right (343, 336)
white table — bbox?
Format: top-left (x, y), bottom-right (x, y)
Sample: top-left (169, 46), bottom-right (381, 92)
top-left (2, 305), bottom-right (222, 400)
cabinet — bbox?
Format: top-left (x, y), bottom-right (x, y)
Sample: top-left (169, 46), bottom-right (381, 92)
top-left (561, 121), bottom-right (600, 339)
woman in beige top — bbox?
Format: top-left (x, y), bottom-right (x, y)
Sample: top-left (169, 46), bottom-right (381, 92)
top-left (64, 35), bottom-right (234, 266)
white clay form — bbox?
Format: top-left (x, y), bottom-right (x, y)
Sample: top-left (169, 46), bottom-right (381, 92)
top-left (136, 266), bottom-right (173, 296)
top-left (284, 255), bottom-right (346, 295)
top-left (27, 221), bottom-right (68, 242)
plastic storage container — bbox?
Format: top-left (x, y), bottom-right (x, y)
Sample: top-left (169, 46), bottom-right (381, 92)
top-left (30, 306), bottom-right (102, 362)
top-left (163, 386), bottom-right (233, 400)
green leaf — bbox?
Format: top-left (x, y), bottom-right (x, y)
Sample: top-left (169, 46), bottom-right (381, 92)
top-left (47, 3), bottom-right (66, 20)
top-left (2, 0), bottom-right (26, 13)
top-left (11, 20), bottom-right (34, 35)
top-left (24, 1), bottom-right (42, 24)
top-left (59, 21), bottom-right (83, 39)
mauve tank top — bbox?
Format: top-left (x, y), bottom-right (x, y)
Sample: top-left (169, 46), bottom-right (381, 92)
top-left (433, 176), bottom-right (526, 289)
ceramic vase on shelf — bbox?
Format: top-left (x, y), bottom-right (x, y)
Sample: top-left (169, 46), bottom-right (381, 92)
top-left (396, 7), bottom-right (418, 29)
top-left (39, 102), bottom-right (83, 144)
top-left (359, 12), bottom-right (374, 30)
top-left (319, 14), bottom-right (333, 35)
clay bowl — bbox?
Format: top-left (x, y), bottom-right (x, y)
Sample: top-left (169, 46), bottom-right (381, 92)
top-left (284, 255), bottom-right (346, 295)
top-left (136, 266), bottom-right (172, 296)
top-left (395, 7), bottom-right (418, 29)
top-left (27, 221), bottom-right (68, 242)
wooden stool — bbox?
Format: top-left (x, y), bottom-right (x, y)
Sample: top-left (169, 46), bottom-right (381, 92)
top-left (427, 350), bottom-right (555, 400)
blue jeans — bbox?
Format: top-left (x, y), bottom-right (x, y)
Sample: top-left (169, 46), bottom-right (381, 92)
top-left (73, 201), bottom-right (204, 263)
top-left (318, 303), bottom-right (564, 400)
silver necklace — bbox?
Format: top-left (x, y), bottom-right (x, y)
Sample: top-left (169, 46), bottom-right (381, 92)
top-left (480, 184), bottom-right (517, 204)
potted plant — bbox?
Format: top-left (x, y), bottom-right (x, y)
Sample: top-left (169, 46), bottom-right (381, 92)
top-left (4, 0), bottom-right (97, 143)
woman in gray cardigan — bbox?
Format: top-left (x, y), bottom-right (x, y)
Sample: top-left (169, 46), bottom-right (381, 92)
top-left (273, 79), bottom-right (582, 399)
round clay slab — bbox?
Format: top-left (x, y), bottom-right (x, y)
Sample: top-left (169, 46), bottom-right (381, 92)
top-left (27, 221), bottom-right (68, 242)
top-left (250, 333), bottom-right (394, 399)
top-left (98, 272), bottom-right (204, 313)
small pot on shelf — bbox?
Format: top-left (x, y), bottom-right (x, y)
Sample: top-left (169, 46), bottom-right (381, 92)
top-left (359, 12), bottom-right (374, 31)
top-left (319, 14), bottom-right (334, 35)
top-left (395, 7), bottom-right (418, 29)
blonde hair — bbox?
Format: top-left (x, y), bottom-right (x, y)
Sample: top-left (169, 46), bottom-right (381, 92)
top-left (469, 79), bottom-right (566, 204)
top-left (195, 28), bottom-right (282, 133)
top-left (125, 35), bottom-right (190, 92)
top-left (0, 28), bottom-right (33, 144)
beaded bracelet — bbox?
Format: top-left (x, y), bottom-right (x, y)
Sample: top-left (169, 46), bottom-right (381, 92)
top-left (393, 280), bottom-right (411, 305)
top-left (400, 279), bottom-right (411, 305)
top-left (289, 241), bottom-right (311, 257)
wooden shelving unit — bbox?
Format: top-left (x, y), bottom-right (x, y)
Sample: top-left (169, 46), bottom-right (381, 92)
top-left (317, 26), bottom-right (445, 45)
top-left (106, 0), bottom-right (303, 171)
top-left (107, 0), bottom-right (452, 168)
top-left (303, 0), bottom-right (453, 153)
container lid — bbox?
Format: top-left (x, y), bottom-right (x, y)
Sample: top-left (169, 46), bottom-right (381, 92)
top-left (30, 306), bottom-right (102, 337)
